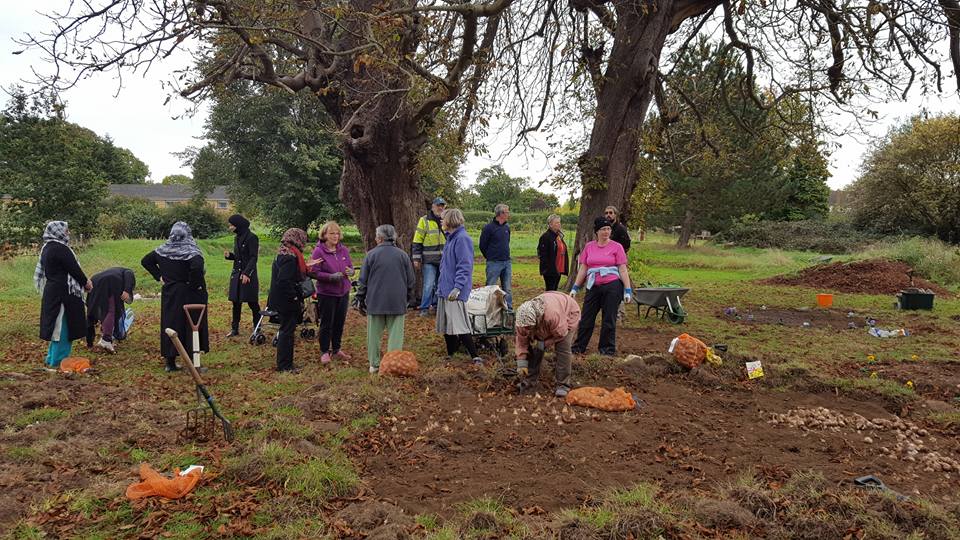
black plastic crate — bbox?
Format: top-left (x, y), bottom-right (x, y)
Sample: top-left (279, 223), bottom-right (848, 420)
top-left (897, 289), bottom-right (935, 310)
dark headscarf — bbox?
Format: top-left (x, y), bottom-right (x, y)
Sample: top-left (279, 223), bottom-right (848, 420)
top-left (593, 216), bottom-right (613, 233)
top-left (155, 222), bottom-right (203, 261)
top-left (279, 228), bottom-right (308, 275)
top-left (228, 214), bottom-right (250, 235)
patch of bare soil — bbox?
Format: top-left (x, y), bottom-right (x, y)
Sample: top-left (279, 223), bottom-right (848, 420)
top-left (762, 259), bottom-right (951, 296)
top-left (720, 305), bottom-right (869, 330)
top-left (0, 370), bottom-right (210, 527)
top-left (349, 357), bottom-right (960, 516)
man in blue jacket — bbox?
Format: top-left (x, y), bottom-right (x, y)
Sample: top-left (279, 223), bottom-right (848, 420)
top-left (479, 203), bottom-right (512, 308)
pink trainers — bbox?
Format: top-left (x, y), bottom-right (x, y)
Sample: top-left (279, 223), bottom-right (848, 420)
top-left (334, 350), bottom-right (351, 360)
top-left (320, 352), bottom-right (332, 364)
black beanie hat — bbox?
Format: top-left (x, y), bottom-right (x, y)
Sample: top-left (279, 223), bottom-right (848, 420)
top-left (593, 216), bottom-right (613, 233)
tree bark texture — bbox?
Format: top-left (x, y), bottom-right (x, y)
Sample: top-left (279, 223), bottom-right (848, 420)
top-left (571, 0), bottom-right (678, 280)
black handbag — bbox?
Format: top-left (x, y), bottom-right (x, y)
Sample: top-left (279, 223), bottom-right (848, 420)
top-left (299, 277), bottom-right (316, 299)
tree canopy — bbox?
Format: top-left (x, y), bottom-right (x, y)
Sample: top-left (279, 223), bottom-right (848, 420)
top-left (636, 39), bottom-right (831, 246)
top-left (0, 87), bottom-right (148, 242)
top-left (463, 166), bottom-right (560, 213)
top-left (184, 83), bottom-right (344, 232)
top-left (848, 114), bottom-right (960, 243)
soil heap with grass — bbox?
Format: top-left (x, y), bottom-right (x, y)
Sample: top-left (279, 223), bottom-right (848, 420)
top-left (763, 259), bottom-right (951, 296)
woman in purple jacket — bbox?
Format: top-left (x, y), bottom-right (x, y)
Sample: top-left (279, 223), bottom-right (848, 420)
top-left (435, 208), bottom-right (482, 365)
top-left (307, 221), bottom-right (354, 364)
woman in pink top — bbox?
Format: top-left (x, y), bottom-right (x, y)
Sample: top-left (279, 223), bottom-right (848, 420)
top-left (569, 217), bottom-right (632, 355)
top-left (307, 221), bottom-right (354, 364)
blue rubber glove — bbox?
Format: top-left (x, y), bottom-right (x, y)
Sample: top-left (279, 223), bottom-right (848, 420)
top-left (570, 284), bottom-right (581, 298)
top-left (624, 287), bottom-right (633, 304)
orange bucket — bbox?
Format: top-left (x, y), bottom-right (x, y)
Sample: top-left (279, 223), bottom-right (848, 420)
top-left (816, 294), bottom-right (833, 308)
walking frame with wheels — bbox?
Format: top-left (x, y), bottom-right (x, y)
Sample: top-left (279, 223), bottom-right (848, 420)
top-left (469, 309), bottom-right (516, 378)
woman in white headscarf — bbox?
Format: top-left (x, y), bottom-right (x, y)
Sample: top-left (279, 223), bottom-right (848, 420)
top-left (513, 291), bottom-right (580, 397)
top-left (141, 222), bottom-right (208, 372)
top-left (36, 221), bottom-right (92, 368)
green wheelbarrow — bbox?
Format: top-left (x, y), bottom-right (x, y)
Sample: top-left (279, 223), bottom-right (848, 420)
top-left (633, 287), bottom-right (689, 324)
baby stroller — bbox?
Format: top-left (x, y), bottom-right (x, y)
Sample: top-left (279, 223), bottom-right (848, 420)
top-left (250, 296), bottom-right (319, 346)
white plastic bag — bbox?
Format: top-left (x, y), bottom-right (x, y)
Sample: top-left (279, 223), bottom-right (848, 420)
top-left (466, 286), bottom-right (506, 332)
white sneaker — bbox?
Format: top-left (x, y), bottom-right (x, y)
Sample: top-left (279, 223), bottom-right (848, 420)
top-left (369, 366), bottom-right (378, 374)
top-left (97, 338), bottom-right (116, 354)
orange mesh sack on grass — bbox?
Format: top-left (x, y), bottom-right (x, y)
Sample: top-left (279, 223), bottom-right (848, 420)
top-left (59, 357), bottom-right (92, 373)
top-left (670, 333), bottom-right (708, 369)
top-left (565, 387), bottom-right (636, 412)
top-left (379, 351), bottom-right (418, 377)
top-left (125, 463), bottom-right (202, 500)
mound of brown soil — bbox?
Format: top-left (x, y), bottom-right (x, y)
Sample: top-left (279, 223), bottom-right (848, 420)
top-left (762, 259), bottom-right (951, 296)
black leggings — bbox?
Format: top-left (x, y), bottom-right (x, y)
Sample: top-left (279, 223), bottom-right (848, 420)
top-left (317, 293), bottom-right (349, 353)
top-left (543, 275), bottom-right (562, 291)
top-left (231, 300), bottom-right (261, 331)
top-left (444, 334), bottom-right (478, 357)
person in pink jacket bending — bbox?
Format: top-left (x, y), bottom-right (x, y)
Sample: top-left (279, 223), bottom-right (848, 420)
top-left (514, 291), bottom-right (581, 397)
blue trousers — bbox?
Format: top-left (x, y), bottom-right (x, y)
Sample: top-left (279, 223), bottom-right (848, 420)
top-left (485, 260), bottom-right (513, 308)
top-left (418, 263), bottom-right (440, 311)
top-left (45, 313), bottom-right (72, 368)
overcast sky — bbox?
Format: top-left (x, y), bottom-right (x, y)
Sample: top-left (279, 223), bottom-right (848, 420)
top-left (2, 2), bottom-right (956, 193)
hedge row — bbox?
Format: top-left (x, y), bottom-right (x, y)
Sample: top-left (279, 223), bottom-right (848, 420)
top-left (98, 197), bottom-right (227, 239)
top-left (713, 219), bottom-right (882, 254)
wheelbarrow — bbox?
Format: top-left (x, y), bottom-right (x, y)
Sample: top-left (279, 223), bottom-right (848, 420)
top-left (633, 287), bottom-right (689, 324)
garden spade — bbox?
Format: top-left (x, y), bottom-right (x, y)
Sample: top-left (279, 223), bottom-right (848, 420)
top-left (182, 304), bottom-right (206, 371)
top-left (165, 328), bottom-right (235, 442)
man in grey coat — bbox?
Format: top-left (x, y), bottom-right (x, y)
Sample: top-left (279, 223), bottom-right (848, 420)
top-left (356, 225), bottom-right (416, 372)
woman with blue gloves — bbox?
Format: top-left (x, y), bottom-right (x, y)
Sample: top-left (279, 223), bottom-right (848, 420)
top-left (569, 217), bottom-right (632, 356)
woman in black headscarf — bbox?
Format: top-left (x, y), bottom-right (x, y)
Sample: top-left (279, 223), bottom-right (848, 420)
top-left (85, 267), bottom-right (136, 353)
top-left (141, 222), bottom-right (209, 372)
top-left (224, 214), bottom-right (260, 337)
top-left (36, 221), bottom-right (92, 368)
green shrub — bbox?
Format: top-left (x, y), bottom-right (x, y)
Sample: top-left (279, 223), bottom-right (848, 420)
top-left (714, 219), bottom-right (880, 253)
top-left (97, 197), bottom-right (225, 239)
top-left (163, 202), bottom-right (226, 239)
top-left (461, 210), bottom-right (578, 232)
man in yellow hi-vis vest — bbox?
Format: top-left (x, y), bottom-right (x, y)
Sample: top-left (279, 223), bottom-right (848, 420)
top-left (411, 197), bottom-right (446, 316)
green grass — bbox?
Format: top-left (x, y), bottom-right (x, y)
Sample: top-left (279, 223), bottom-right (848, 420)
top-left (3, 226), bottom-right (960, 538)
top-left (13, 407), bottom-right (67, 428)
top-left (5, 446), bottom-right (41, 463)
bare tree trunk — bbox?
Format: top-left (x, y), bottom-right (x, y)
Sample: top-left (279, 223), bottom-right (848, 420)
top-left (570, 1), bottom-right (677, 283)
top-left (677, 208), bottom-right (694, 248)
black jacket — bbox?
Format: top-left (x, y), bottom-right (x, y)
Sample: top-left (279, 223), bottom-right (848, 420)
top-left (537, 229), bottom-right (569, 277)
top-left (86, 267), bottom-right (135, 345)
top-left (39, 242), bottom-right (88, 342)
top-left (141, 251), bottom-right (209, 359)
top-left (226, 229), bottom-right (260, 303)
top-left (611, 222), bottom-right (632, 252)
top-left (267, 254), bottom-right (303, 315)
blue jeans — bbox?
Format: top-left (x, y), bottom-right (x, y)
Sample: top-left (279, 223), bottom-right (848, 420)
top-left (485, 260), bottom-right (513, 308)
top-left (418, 263), bottom-right (440, 311)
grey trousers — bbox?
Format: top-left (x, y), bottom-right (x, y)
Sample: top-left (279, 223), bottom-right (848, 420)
top-left (525, 331), bottom-right (574, 388)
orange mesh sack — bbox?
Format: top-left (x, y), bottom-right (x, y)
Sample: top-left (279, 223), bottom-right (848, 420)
top-left (59, 357), bottom-right (92, 373)
top-left (670, 333), bottom-right (707, 369)
top-left (379, 351), bottom-right (418, 377)
top-left (125, 463), bottom-right (202, 500)
top-left (565, 387), bottom-right (636, 412)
